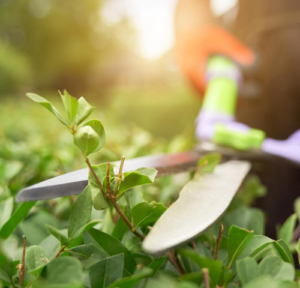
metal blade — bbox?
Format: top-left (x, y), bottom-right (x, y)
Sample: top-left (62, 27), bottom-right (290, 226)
top-left (16, 150), bottom-right (201, 202)
top-left (142, 160), bottom-right (251, 255)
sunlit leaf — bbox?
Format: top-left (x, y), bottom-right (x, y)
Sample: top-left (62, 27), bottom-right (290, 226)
top-left (0, 201), bottom-right (36, 239)
top-left (0, 197), bottom-right (13, 230)
top-left (68, 185), bottom-right (92, 239)
top-left (26, 93), bottom-right (69, 128)
top-left (118, 168), bottom-right (157, 196)
top-left (74, 126), bottom-right (100, 157)
top-left (74, 97), bottom-right (94, 126)
top-left (228, 226), bottom-right (254, 268)
top-left (83, 119), bottom-right (105, 152)
top-left (197, 153), bottom-right (221, 173)
top-left (131, 201), bottom-right (166, 230)
top-left (89, 254), bottom-right (124, 288)
top-left (60, 90), bottom-right (78, 123)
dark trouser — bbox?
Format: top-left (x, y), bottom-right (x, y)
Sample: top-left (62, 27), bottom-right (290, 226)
top-left (227, 1), bottom-right (300, 238)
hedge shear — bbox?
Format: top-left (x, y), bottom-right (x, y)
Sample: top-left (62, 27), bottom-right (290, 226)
top-left (16, 56), bottom-right (300, 255)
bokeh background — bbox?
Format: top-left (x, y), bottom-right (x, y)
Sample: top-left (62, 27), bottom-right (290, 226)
top-left (1, 0), bottom-right (215, 199)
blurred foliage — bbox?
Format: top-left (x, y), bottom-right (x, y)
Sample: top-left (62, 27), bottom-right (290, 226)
top-left (0, 0), bottom-right (144, 95)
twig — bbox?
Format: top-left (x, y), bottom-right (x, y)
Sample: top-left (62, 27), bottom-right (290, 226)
top-left (106, 162), bottom-right (111, 192)
top-left (191, 240), bottom-right (198, 252)
top-left (53, 244), bottom-right (67, 259)
top-left (166, 252), bottom-right (185, 276)
top-left (18, 236), bottom-right (26, 288)
top-left (202, 268), bottom-right (210, 288)
top-left (214, 224), bottom-right (224, 260)
top-left (86, 156), bottom-right (185, 276)
top-left (114, 156), bottom-right (125, 197)
top-left (85, 158), bottom-right (103, 190)
top-left (108, 195), bottom-right (144, 240)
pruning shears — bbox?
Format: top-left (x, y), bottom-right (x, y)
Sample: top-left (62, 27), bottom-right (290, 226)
top-left (16, 56), bottom-right (299, 255)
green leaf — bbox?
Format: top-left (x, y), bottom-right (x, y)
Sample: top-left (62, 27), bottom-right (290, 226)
top-left (68, 185), bottom-right (92, 239)
top-left (26, 93), bottom-right (69, 128)
top-left (243, 275), bottom-right (274, 288)
top-left (26, 245), bottom-right (49, 277)
top-left (131, 201), bottom-right (166, 230)
top-left (259, 255), bottom-right (294, 281)
top-left (86, 229), bottom-right (136, 276)
top-left (0, 197), bottom-right (13, 230)
top-left (74, 126), bottom-right (100, 157)
top-left (112, 217), bottom-right (129, 241)
top-left (178, 249), bottom-right (222, 285)
top-left (45, 257), bottom-right (82, 285)
top-left (0, 201), bottom-right (36, 239)
top-left (228, 226), bottom-right (254, 268)
top-left (2, 161), bottom-right (23, 181)
top-left (236, 257), bottom-right (259, 285)
top-left (107, 268), bottom-right (153, 288)
top-left (89, 254), bottom-right (124, 288)
top-left (74, 97), bottom-right (94, 126)
top-left (118, 168), bottom-right (157, 196)
top-left (46, 225), bottom-right (70, 246)
top-left (274, 240), bottom-right (294, 266)
top-left (93, 191), bottom-right (110, 210)
top-left (197, 153), bottom-right (221, 173)
top-left (60, 90), bottom-right (78, 123)
top-left (294, 197), bottom-right (300, 221)
top-left (148, 256), bottom-right (167, 277)
top-left (39, 235), bottom-right (60, 259)
top-left (125, 236), bottom-right (142, 254)
top-left (83, 119), bottom-right (105, 152)
top-left (224, 207), bottom-right (265, 235)
top-left (238, 235), bottom-right (274, 260)
top-left (278, 214), bottom-right (297, 244)
top-left (69, 243), bottom-right (108, 269)
top-left (0, 268), bottom-right (11, 283)
top-left (178, 272), bottom-right (203, 285)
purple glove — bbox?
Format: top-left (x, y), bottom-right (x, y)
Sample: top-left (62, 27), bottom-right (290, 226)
top-left (195, 109), bottom-right (250, 141)
top-left (262, 130), bottom-right (300, 164)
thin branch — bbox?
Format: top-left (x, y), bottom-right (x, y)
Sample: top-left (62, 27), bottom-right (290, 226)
top-left (108, 195), bottom-right (144, 240)
top-left (53, 244), bottom-right (67, 259)
top-left (202, 268), bottom-right (210, 288)
top-left (18, 236), bottom-right (26, 288)
top-left (85, 157), bottom-right (103, 190)
top-left (106, 162), bottom-right (111, 193)
top-left (191, 240), bottom-right (198, 252)
top-left (214, 224), bottom-right (224, 260)
top-left (114, 156), bottom-right (125, 197)
top-left (166, 252), bottom-right (185, 275)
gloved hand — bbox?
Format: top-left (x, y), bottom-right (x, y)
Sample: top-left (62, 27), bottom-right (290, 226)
top-left (195, 109), bottom-right (265, 151)
top-left (176, 25), bottom-right (254, 94)
top-left (262, 130), bottom-right (300, 164)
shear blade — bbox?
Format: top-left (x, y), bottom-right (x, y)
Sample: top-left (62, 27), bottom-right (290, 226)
top-left (142, 160), bottom-right (251, 255)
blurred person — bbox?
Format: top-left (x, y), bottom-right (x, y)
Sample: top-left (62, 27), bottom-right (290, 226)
top-left (175, 0), bottom-right (300, 238)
